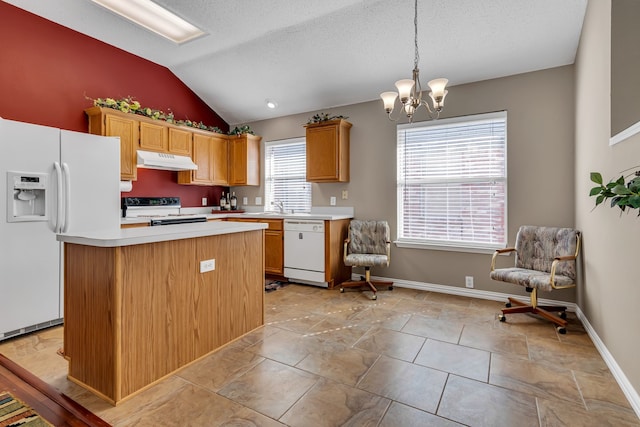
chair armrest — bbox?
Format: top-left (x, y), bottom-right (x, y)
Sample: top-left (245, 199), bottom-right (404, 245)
top-left (343, 238), bottom-right (350, 264)
top-left (385, 241), bottom-right (391, 266)
top-left (491, 247), bottom-right (516, 271)
top-left (549, 254), bottom-right (578, 289)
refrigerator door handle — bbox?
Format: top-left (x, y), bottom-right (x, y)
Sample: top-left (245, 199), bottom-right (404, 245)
top-left (54, 162), bottom-right (63, 233)
top-left (62, 162), bottom-right (71, 233)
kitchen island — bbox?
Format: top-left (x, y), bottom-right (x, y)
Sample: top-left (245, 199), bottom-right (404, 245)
top-left (57, 221), bottom-right (267, 405)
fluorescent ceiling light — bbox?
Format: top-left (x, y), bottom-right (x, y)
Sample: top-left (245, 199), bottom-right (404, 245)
top-left (91, 0), bottom-right (205, 44)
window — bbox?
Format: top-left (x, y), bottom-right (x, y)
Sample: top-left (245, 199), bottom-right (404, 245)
top-left (396, 111), bottom-right (507, 252)
top-left (265, 137), bottom-right (311, 213)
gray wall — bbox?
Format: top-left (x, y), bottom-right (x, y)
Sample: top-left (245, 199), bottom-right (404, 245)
top-left (576, 0), bottom-right (640, 398)
top-left (234, 65), bottom-right (576, 301)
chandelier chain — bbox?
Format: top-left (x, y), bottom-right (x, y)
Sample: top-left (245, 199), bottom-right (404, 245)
top-left (414, 0), bottom-right (419, 69)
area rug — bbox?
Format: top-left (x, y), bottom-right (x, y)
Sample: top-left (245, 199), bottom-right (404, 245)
top-left (265, 280), bottom-right (288, 293)
top-left (0, 391), bottom-right (52, 427)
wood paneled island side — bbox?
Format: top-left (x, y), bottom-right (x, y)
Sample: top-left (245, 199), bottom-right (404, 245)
top-left (57, 222), bottom-right (267, 405)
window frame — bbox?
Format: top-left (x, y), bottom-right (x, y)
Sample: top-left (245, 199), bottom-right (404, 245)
top-left (395, 111), bottom-right (508, 254)
top-left (264, 137), bottom-right (312, 213)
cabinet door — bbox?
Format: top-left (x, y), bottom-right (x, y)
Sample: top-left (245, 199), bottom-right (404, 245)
top-left (105, 114), bottom-right (139, 181)
top-left (168, 127), bottom-right (192, 156)
top-left (139, 121), bottom-right (168, 152)
top-left (211, 134), bottom-right (229, 185)
top-left (191, 133), bottom-right (214, 184)
top-left (229, 135), bottom-right (260, 186)
top-left (265, 229), bottom-right (284, 275)
top-left (306, 125), bottom-right (339, 181)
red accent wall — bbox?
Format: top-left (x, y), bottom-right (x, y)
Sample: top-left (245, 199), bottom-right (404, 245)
top-left (0, 2), bottom-right (228, 207)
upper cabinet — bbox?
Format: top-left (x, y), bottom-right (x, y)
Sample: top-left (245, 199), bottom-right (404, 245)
top-left (139, 121), bottom-right (168, 153)
top-left (85, 106), bottom-right (139, 181)
top-left (168, 127), bottom-right (192, 156)
top-left (305, 119), bottom-right (351, 182)
top-left (178, 132), bottom-right (228, 186)
top-left (229, 134), bottom-right (261, 186)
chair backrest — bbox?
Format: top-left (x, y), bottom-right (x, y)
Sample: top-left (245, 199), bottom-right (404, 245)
top-left (348, 220), bottom-right (390, 255)
top-left (514, 226), bottom-right (579, 279)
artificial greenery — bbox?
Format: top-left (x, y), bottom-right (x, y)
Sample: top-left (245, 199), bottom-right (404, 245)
top-left (228, 125), bottom-right (255, 136)
top-left (306, 113), bottom-right (349, 124)
top-left (89, 96), bottom-right (253, 135)
top-left (589, 170), bottom-right (640, 215)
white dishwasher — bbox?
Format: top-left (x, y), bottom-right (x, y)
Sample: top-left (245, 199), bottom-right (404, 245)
top-left (284, 219), bottom-right (327, 287)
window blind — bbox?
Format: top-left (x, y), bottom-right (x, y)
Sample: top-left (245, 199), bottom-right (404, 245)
top-left (265, 138), bottom-right (311, 212)
top-left (397, 112), bottom-right (507, 250)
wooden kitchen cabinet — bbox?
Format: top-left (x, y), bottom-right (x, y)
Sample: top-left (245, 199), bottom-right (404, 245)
top-left (228, 134), bottom-right (261, 186)
top-left (227, 218), bottom-right (283, 275)
top-left (167, 126), bottom-right (192, 156)
top-left (178, 132), bottom-right (228, 186)
top-left (85, 106), bottom-right (139, 181)
top-left (139, 121), bottom-right (168, 153)
top-left (305, 119), bottom-right (351, 182)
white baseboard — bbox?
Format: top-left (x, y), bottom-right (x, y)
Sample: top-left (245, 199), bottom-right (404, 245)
top-left (357, 273), bottom-right (640, 418)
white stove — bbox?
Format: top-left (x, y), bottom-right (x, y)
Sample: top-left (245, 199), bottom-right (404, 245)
top-left (122, 197), bottom-right (207, 226)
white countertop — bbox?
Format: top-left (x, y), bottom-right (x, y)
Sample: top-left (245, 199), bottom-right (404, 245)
top-left (58, 221), bottom-right (267, 247)
top-left (121, 206), bottom-right (355, 224)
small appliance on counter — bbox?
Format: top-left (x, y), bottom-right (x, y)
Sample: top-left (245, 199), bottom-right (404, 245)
top-left (121, 197), bottom-right (208, 225)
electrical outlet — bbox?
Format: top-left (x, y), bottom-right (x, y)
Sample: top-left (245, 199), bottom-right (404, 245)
top-left (255, 196), bottom-right (262, 205)
top-left (342, 190), bottom-right (348, 200)
top-left (202, 197), bottom-right (207, 206)
top-left (465, 276), bottom-right (474, 288)
top-left (200, 259), bottom-right (215, 273)
top-left (242, 196), bottom-right (248, 205)
top-left (330, 196), bottom-right (336, 206)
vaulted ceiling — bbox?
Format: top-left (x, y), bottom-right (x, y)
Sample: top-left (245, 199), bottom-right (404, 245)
top-left (7, 0), bottom-right (588, 125)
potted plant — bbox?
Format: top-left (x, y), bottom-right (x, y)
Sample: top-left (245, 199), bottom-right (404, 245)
top-left (589, 169), bottom-right (640, 215)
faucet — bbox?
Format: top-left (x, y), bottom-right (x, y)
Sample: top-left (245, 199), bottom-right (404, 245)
top-left (273, 200), bottom-right (285, 213)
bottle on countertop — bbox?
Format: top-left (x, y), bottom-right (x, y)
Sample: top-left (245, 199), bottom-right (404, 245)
top-left (219, 192), bottom-right (226, 210)
top-left (224, 193), bottom-right (231, 211)
top-left (230, 192), bottom-right (237, 210)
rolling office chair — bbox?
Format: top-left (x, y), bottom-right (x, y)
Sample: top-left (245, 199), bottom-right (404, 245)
top-left (340, 220), bottom-right (393, 300)
top-left (490, 225), bottom-right (581, 334)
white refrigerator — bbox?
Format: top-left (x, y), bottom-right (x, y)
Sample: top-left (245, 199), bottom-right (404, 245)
top-left (0, 118), bottom-right (120, 340)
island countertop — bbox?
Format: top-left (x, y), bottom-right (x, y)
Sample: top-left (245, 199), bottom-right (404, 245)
top-left (57, 221), bottom-right (268, 247)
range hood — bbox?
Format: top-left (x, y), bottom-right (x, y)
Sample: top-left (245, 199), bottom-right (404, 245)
top-left (136, 150), bottom-right (198, 171)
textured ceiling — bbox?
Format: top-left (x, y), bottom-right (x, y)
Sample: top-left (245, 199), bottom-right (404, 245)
top-left (7, 0), bottom-right (588, 125)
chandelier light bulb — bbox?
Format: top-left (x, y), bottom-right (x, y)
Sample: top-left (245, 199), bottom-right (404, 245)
top-left (395, 79), bottom-right (415, 104)
top-left (380, 92), bottom-right (398, 113)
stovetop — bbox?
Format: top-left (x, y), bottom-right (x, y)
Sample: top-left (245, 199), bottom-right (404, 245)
top-left (121, 197), bottom-right (207, 220)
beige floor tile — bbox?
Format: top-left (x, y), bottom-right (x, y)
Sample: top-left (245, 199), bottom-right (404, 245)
top-left (218, 359), bottom-right (318, 419)
top-left (489, 353), bottom-right (583, 405)
top-left (280, 377), bottom-right (390, 427)
top-left (357, 355), bottom-right (447, 413)
top-left (459, 324), bottom-right (529, 358)
top-left (296, 344), bottom-right (379, 387)
top-left (424, 291), bottom-right (473, 307)
top-left (538, 396), bottom-right (640, 427)
top-left (245, 328), bottom-right (314, 366)
top-left (527, 336), bottom-right (610, 375)
top-left (438, 374), bottom-right (539, 427)
top-left (415, 339), bottom-right (490, 382)
top-left (353, 326), bottom-right (425, 362)
top-left (380, 401), bottom-right (464, 427)
top-left (575, 370), bottom-right (636, 413)
top-left (303, 317), bottom-right (372, 347)
top-left (177, 345), bottom-right (265, 392)
top-left (350, 305), bottom-right (413, 331)
top-left (401, 314), bottom-right (464, 343)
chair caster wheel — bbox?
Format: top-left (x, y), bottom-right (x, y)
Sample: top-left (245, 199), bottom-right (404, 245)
top-left (372, 294), bottom-right (377, 300)
top-left (505, 302), bottom-right (512, 308)
top-left (388, 286), bottom-right (394, 290)
top-left (498, 314), bottom-right (506, 322)
top-left (556, 326), bottom-right (567, 334)
top-left (559, 312), bottom-right (567, 320)
top-left (339, 288), bottom-right (344, 293)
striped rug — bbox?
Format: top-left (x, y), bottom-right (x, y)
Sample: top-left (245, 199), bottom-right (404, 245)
top-left (0, 391), bottom-right (52, 427)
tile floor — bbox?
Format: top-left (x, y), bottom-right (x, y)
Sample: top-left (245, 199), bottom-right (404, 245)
top-left (1, 284), bottom-right (639, 426)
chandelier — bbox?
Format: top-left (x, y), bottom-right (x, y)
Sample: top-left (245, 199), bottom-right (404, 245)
top-left (380, 0), bottom-right (449, 122)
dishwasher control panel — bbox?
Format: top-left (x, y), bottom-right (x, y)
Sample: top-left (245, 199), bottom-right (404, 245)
top-left (283, 220), bottom-right (324, 233)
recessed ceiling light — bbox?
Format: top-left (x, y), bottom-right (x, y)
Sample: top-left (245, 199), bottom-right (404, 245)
top-left (266, 99), bottom-right (278, 109)
top-left (91, 0), bottom-right (205, 44)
